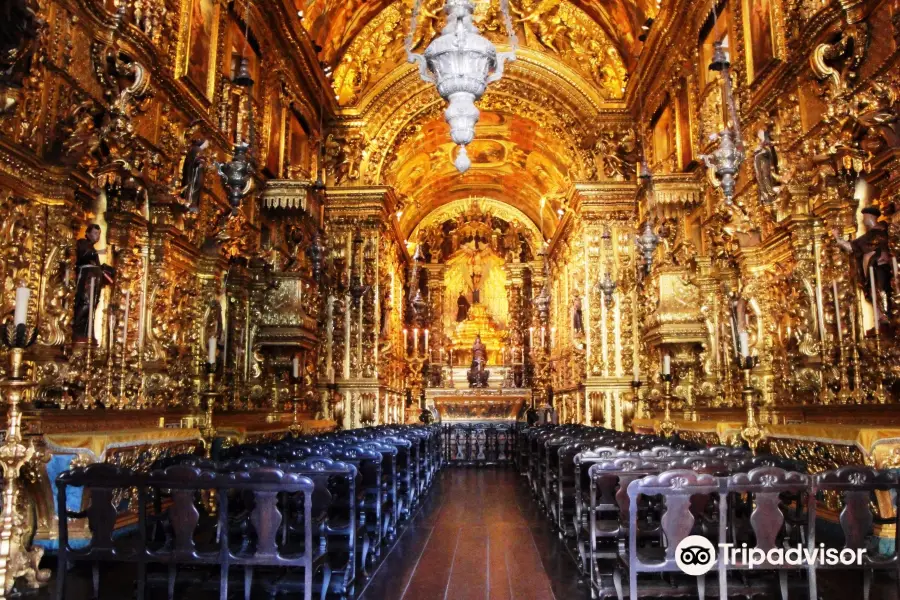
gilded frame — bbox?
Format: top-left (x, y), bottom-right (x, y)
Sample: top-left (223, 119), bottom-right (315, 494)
top-left (176, 0), bottom-right (221, 103)
top-left (742, 0), bottom-right (780, 83)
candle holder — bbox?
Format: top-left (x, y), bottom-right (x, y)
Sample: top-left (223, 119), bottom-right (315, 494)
top-left (631, 380), bottom-right (648, 420)
top-left (198, 362), bottom-right (220, 457)
top-left (738, 354), bottom-right (764, 454)
top-left (658, 373), bottom-right (676, 438)
top-left (289, 373), bottom-right (302, 437)
top-left (0, 321), bottom-right (50, 593)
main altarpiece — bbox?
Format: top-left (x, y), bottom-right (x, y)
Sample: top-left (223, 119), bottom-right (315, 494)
top-left (0, 0), bottom-right (898, 594)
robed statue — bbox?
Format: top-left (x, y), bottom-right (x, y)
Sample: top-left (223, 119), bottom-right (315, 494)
top-left (572, 296), bottom-right (584, 334)
top-left (456, 292), bottom-right (470, 322)
top-left (467, 333), bottom-right (489, 388)
top-left (834, 205), bottom-right (894, 324)
top-left (73, 224), bottom-right (115, 342)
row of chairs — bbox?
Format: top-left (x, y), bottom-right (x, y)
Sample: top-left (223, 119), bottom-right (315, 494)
top-left (56, 424), bottom-right (442, 600)
top-left (517, 423), bottom-right (900, 600)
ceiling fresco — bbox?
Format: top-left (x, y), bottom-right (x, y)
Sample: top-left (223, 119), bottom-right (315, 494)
top-left (297, 0), bottom-right (657, 73)
top-left (328, 0), bottom-right (631, 106)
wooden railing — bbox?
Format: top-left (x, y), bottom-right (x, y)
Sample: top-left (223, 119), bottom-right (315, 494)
top-left (441, 422), bottom-right (517, 466)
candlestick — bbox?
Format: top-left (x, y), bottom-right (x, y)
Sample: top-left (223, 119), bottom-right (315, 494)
top-left (870, 265), bottom-right (880, 326)
top-left (87, 277), bottom-right (96, 343)
top-left (662, 354), bottom-right (670, 376)
top-left (207, 336), bottom-right (216, 365)
top-left (13, 286), bottom-right (29, 326)
top-left (832, 280), bottom-right (843, 344)
top-left (121, 291), bottom-right (131, 348)
top-left (137, 286), bottom-right (146, 352)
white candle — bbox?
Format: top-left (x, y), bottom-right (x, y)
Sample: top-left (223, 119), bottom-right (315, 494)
top-left (870, 266), bottom-right (880, 325)
top-left (207, 335), bottom-right (216, 365)
top-left (739, 331), bottom-right (749, 358)
top-left (662, 354), bottom-right (670, 376)
top-left (293, 355), bottom-right (300, 378)
top-left (541, 326), bottom-right (546, 348)
top-left (633, 360), bottom-right (640, 382)
top-left (551, 327), bottom-right (556, 348)
top-left (13, 286), bottom-right (30, 326)
top-left (413, 327), bottom-right (419, 353)
top-left (529, 326), bottom-right (534, 348)
top-left (832, 280), bottom-right (843, 343)
top-left (424, 328), bottom-right (429, 350)
top-left (522, 348), bottom-right (525, 364)
top-left (403, 328), bottom-right (408, 355)
top-left (121, 290), bottom-right (130, 351)
top-left (894, 256), bottom-right (899, 280)
top-left (87, 278), bottom-right (96, 342)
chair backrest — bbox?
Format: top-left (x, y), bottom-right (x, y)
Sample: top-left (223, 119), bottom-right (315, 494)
top-left (56, 463), bottom-right (141, 557)
top-left (589, 457), bottom-right (661, 520)
top-left (813, 466), bottom-right (900, 558)
top-left (627, 469), bottom-right (721, 570)
top-left (726, 467), bottom-right (810, 559)
top-left (736, 454), bottom-right (807, 473)
top-left (146, 465), bottom-right (315, 566)
top-left (665, 455), bottom-right (735, 475)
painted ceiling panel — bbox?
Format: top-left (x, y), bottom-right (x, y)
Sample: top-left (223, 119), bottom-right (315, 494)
top-left (297, 0), bottom-right (656, 72)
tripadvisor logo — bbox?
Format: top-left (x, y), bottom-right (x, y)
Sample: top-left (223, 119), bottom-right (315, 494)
top-left (674, 535), bottom-right (867, 575)
top-left (675, 536), bottom-right (716, 576)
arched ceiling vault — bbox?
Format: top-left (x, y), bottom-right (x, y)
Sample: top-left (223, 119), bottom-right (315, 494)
top-left (314, 0), bottom-right (642, 246)
top-left (300, 0), bottom-right (659, 74)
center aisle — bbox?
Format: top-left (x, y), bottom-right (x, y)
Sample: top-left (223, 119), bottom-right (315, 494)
top-left (357, 468), bottom-right (590, 600)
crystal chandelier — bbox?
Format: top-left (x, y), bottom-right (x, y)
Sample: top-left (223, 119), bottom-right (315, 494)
top-left (699, 41), bottom-right (745, 204)
top-left (406, 0), bottom-right (518, 173)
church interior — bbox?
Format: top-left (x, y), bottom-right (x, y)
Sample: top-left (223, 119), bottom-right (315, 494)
top-left (1, 0), bottom-right (900, 598)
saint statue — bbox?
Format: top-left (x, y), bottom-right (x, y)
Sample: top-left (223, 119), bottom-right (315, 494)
top-left (467, 333), bottom-right (489, 388)
top-left (572, 296), bottom-right (584, 334)
top-left (834, 205), bottom-right (894, 323)
top-left (456, 292), bottom-right (470, 322)
top-left (72, 224), bottom-right (115, 342)
top-left (180, 138), bottom-right (209, 212)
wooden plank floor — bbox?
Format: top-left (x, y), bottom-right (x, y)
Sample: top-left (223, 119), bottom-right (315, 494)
top-left (356, 468), bottom-right (590, 600)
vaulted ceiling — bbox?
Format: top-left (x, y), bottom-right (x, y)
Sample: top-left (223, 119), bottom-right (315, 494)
top-left (301, 0), bottom-right (648, 241)
top-left (300, 0), bottom-right (657, 72)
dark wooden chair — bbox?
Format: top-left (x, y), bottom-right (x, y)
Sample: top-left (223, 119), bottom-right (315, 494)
top-left (56, 464), bottom-right (144, 600)
top-left (718, 467), bottom-right (813, 600)
top-left (810, 466), bottom-right (900, 600)
top-left (586, 458), bottom-right (662, 593)
top-left (277, 456), bottom-right (361, 598)
top-left (618, 469), bottom-right (722, 600)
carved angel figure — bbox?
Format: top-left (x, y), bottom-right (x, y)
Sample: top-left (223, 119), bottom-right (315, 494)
top-left (752, 128), bottom-right (782, 205)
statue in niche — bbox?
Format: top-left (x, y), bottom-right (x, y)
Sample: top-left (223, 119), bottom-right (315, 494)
top-left (180, 137), bottom-right (209, 212)
top-left (72, 224), bottom-right (115, 342)
top-left (456, 292), bottom-right (470, 322)
top-left (752, 128), bottom-right (782, 206)
top-left (379, 289), bottom-right (391, 338)
top-left (467, 333), bottom-right (489, 388)
top-left (834, 205), bottom-right (894, 325)
top-left (572, 295), bottom-right (584, 334)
